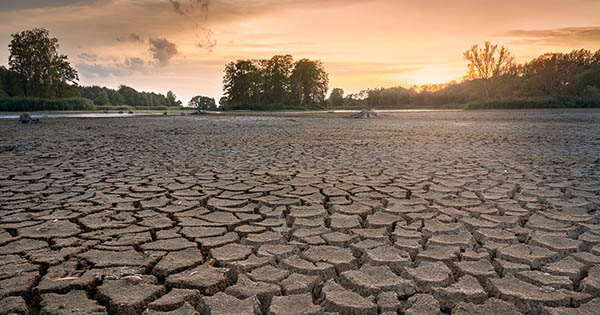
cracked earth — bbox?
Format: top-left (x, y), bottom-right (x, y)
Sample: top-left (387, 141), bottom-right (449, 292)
top-left (0, 110), bottom-right (599, 315)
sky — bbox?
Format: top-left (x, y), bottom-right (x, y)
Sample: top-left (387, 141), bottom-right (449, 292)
top-left (0, 0), bottom-right (599, 104)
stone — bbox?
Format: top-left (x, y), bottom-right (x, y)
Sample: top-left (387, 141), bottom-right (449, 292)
top-left (321, 280), bottom-right (377, 315)
top-left (140, 238), bottom-right (197, 251)
top-left (302, 245), bottom-right (357, 273)
top-left (541, 297), bottom-right (600, 315)
top-left (152, 248), bottom-right (204, 278)
top-left (96, 279), bottom-right (165, 315)
top-left (147, 288), bottom-right (202, 311)
top-left (247, 265), bottom-right (290, 284)
top-left (339, 264), bottom-right (416, 297)
top-left (542, 256), bottom-right (586, 282)
top-left (79, 249), bottom-right (154, 268)
top-left (0, 296), bottom-right (29, 315)
top-left (143, 302), bottom-right (199, 315)
top-left (268, 294), bottom-right (321, 315)
top-left (364, 245), bottom-right (411, 274)
top-left (225, 274), bottom-right (281, 311)
top-left (166, 265), bottom-right (235, 295)
top-left (404, 294), bottom-right (441, 315)
top-left (352, 109), bottom-right (379, 119)
top-left (453, 259), bottom-right (497, 286)
top-left (452, 298), bottom-right (523, 315)
top-left (405, 261), bottom-right (453, 292)
top-left (488, 274), bottom-right (571, 314)
top-left (579, 265), bottom-right (600, 296)
top-left (497, 244), bottom-right (559, 269)
top-left (376, 291), bottom-right (402, 313)
top-left (40, 290), bottom-right (107, 315)
top-left (433, 275), bottom-right (487, 310)
top-left (280, 273), bottom-right (320, 295)
top-left (210, 243), bottom-right (253, 263)
top-left (201, 292), bottom-right (260, 315)
top-left (515, 270), bottom-right (573, 290)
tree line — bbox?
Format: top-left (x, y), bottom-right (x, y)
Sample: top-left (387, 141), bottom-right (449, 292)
top-left (221, 55), bottom-right (329, 109)
top-left (80, 85), bottom-right (182, 107)
top-left (329, 43), bottom-right (600, 109)
top-left (1, 27), bottom-right (188, 110)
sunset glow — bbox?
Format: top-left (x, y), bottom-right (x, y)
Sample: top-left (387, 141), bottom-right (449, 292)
top-left (1, 0), bottom-right (599, 103)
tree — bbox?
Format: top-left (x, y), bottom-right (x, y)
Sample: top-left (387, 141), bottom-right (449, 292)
top-left (464, 41), bottom-right (515, 99)
top-left (223, 60), bottom-right (263, 105)
top-left (219, 96), bottom-right (228, 108)
top-left (107, 89), bottom-right (125, 105)
top-left (166, 90), bottom-right (177, 106)
top-left (329, 88), bottom-right (344, 107)
top-left (524, 53), bottom-right (577, 96)
top-left (290, 59), bottom-right (329, 106)
top-left (8, 27), bottom-right (78, 97)
top-left (93, 89), bottom-right (110, 105)
top-left (189, 95), bottom-right (217, 110)
top-left (263, 55), bottom-right (294, 104)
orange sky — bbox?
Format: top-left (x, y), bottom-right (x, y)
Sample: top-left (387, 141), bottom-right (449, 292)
top-left (1, 0), bottom-right (599, 103)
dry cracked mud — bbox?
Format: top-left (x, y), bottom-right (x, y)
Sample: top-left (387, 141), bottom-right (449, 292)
top-left (0, 109), bottom-right (599, 315)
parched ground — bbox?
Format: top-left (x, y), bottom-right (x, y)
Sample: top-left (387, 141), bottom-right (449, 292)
top-left (0, 109), bottom-right (599, 315)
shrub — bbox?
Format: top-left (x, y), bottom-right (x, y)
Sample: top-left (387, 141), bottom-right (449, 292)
top-left (0, 97), bottom-right (95, 111)
top-left (464, 96), bottom-right (600, 110)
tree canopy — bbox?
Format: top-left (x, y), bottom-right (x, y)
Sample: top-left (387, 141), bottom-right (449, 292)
top-left (189, 95), bottom-right (217, 110)
top-left (8, 27), bottom-right (78, 98)
top-left (222, 55), bottom-right (328, 108)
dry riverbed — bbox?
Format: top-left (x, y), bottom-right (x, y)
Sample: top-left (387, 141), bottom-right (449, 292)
top-left (0, 110), bottom-right (599, 314)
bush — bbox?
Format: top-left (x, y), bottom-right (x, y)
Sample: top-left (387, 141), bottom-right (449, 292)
top-left (464, 96), bottom-right (600, 110)
top-left (0, 97), bottom-right (95, 111)
top-left (221, 102), bottom-right (323, 111)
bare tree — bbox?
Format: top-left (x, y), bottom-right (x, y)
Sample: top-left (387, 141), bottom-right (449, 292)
top-left (464, 41), bottom-right (515, 99)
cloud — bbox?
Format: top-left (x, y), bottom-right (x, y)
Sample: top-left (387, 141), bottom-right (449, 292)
top-left (0, 0), bottom-right (98, 11)
top-left (77, 53), bottom-right (98, 62)
top-left (149, 38), bottom-right (179, 66)
top-left (117, 33), bottom-right (144, 43)
top-left (169, 0), bottom-right (210, 16)
top-left (169, 0), bottom-right (185, 15)
top-left (77, 56), bottom-right (150, 78)
top-left (499, 26), bottom-right (600, 46)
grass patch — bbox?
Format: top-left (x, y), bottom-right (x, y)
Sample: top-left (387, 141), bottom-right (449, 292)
top-left (221, 103), bottom-right (324, 111)
top-left (465, 96), bottom-right (600, 110)
top-left (95, 105), bottom-right (186, 111)
top-left (0, 97), bottom-right (95, 112)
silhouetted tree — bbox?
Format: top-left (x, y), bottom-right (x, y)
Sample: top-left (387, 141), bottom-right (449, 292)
top-left (524, 53), bottom-right (577, 96)
top-left (290, 59), bottom-right (328, 106)
top-left (189, 95), bottom-right (216, 110)
top-left (223, 59), bottom-right (263, 105)
top-left (263, 55), bottom-right (294, 104)
top-left (329, 88), bottom-right (344, 107)
top-left (464, 41), bottom-right (515, 99)
top-left (219, 96), bottom-right (228, 108)
top-left (8, 28), bottom-right (78, 97)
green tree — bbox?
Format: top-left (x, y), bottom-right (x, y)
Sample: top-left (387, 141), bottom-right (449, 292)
top-left (290, 59), bottom-right (329, 106)
top-left (107, 89), bottom-right (125, 105)
top-left (219, 96), bottom-right (228, 108)
top-left (223, 59), bottom-right (263, 105)
top-left (524, 53), bottom-right (577, 96)
top-left (464, 41), bottom-right (515, 99)
top-left (189, 95), bottom-right (216, 110)
top-left (329, 88), bottom-right (344, 107)
top-left (263, 55), bottom-right (294, 104)
top-left (8, 27), bottom-right (78, 97)
top-left (93, 89), bottom-right (110, 105)
top-left (166, 90), bottom-right (177, 106)
top-left (118, 85), bottom-right (138, 105)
